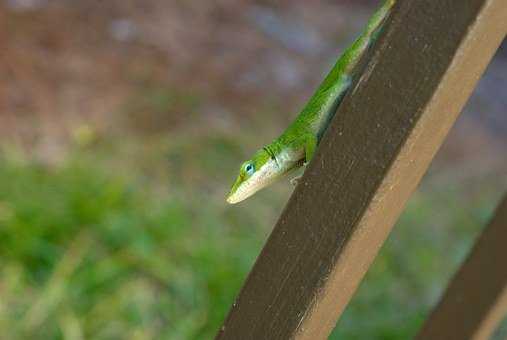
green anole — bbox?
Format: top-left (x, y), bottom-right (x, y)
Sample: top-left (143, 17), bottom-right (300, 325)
top-left (227, 0), bottom-right (395, 204)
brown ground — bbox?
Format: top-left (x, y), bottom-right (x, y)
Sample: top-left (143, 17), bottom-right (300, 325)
top-left (1, 0), bottom-right (505, 175)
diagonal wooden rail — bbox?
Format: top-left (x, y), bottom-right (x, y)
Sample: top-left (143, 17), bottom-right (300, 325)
top-left (217, 0), bottom-right (507, 339)
top-left (416, 195), bottom-right (507, 340)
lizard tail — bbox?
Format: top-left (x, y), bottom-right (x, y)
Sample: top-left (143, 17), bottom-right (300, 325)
top-left (341, 0), bottom-right (396, 74)
top-left (365, 0), bottom-right (396, 37)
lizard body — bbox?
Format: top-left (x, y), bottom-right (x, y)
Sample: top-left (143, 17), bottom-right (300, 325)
top-left (227, 0), bottom-right (395, 204)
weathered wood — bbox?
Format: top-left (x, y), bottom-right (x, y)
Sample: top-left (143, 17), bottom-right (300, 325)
top-left (217, 0), bottom-right (507, 339)
top-left (416, 195), bottom-right (507, 340)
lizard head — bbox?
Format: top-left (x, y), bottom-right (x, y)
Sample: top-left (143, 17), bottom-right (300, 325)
top-left (226, 148), bottom-right (279, 204)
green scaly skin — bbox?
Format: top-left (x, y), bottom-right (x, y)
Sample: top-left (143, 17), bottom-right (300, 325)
top-left (227, 0), bottom-right (395, 204)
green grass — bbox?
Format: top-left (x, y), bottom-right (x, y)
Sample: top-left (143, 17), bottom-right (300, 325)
top-left (0, 139), bottom-right (504, 339)
top-left (0, 147), bottom-right (266, 339)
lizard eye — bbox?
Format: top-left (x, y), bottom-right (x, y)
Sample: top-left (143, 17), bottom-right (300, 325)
top-left (245, 163), bottom-right (255, 176)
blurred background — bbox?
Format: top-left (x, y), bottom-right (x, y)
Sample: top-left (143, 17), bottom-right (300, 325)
top-left (1, 0), bottom-right (506, 339)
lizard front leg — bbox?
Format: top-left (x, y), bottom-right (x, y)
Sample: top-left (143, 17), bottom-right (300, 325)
top-left (291, 135), bottom-right (318, 186)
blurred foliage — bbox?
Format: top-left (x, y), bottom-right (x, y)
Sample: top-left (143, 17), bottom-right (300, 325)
top-left (0, 136), bottom-right (504, 339)
top-left (492, 317), bottom-right (507, 340)
top-left (0, 151), bottom-right (261, 339)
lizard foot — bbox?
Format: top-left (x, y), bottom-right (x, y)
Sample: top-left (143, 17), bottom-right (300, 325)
top-left (290, 175), bottom-right (302, 186)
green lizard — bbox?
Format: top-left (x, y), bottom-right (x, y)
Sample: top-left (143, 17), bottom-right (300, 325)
top-left (227, 0), bottom-right (395, 204)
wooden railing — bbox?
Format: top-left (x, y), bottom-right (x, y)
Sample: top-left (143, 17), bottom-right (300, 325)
top-left (216, 0), bottom-right (507, 338)
top-left (417, 197), bottom-right (507, 339)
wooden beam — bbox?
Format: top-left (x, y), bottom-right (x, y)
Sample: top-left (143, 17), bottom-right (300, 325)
top-left (416, 195), bottom-right (507, 340)
top-left (217, 0), bottom-right (507, 339)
